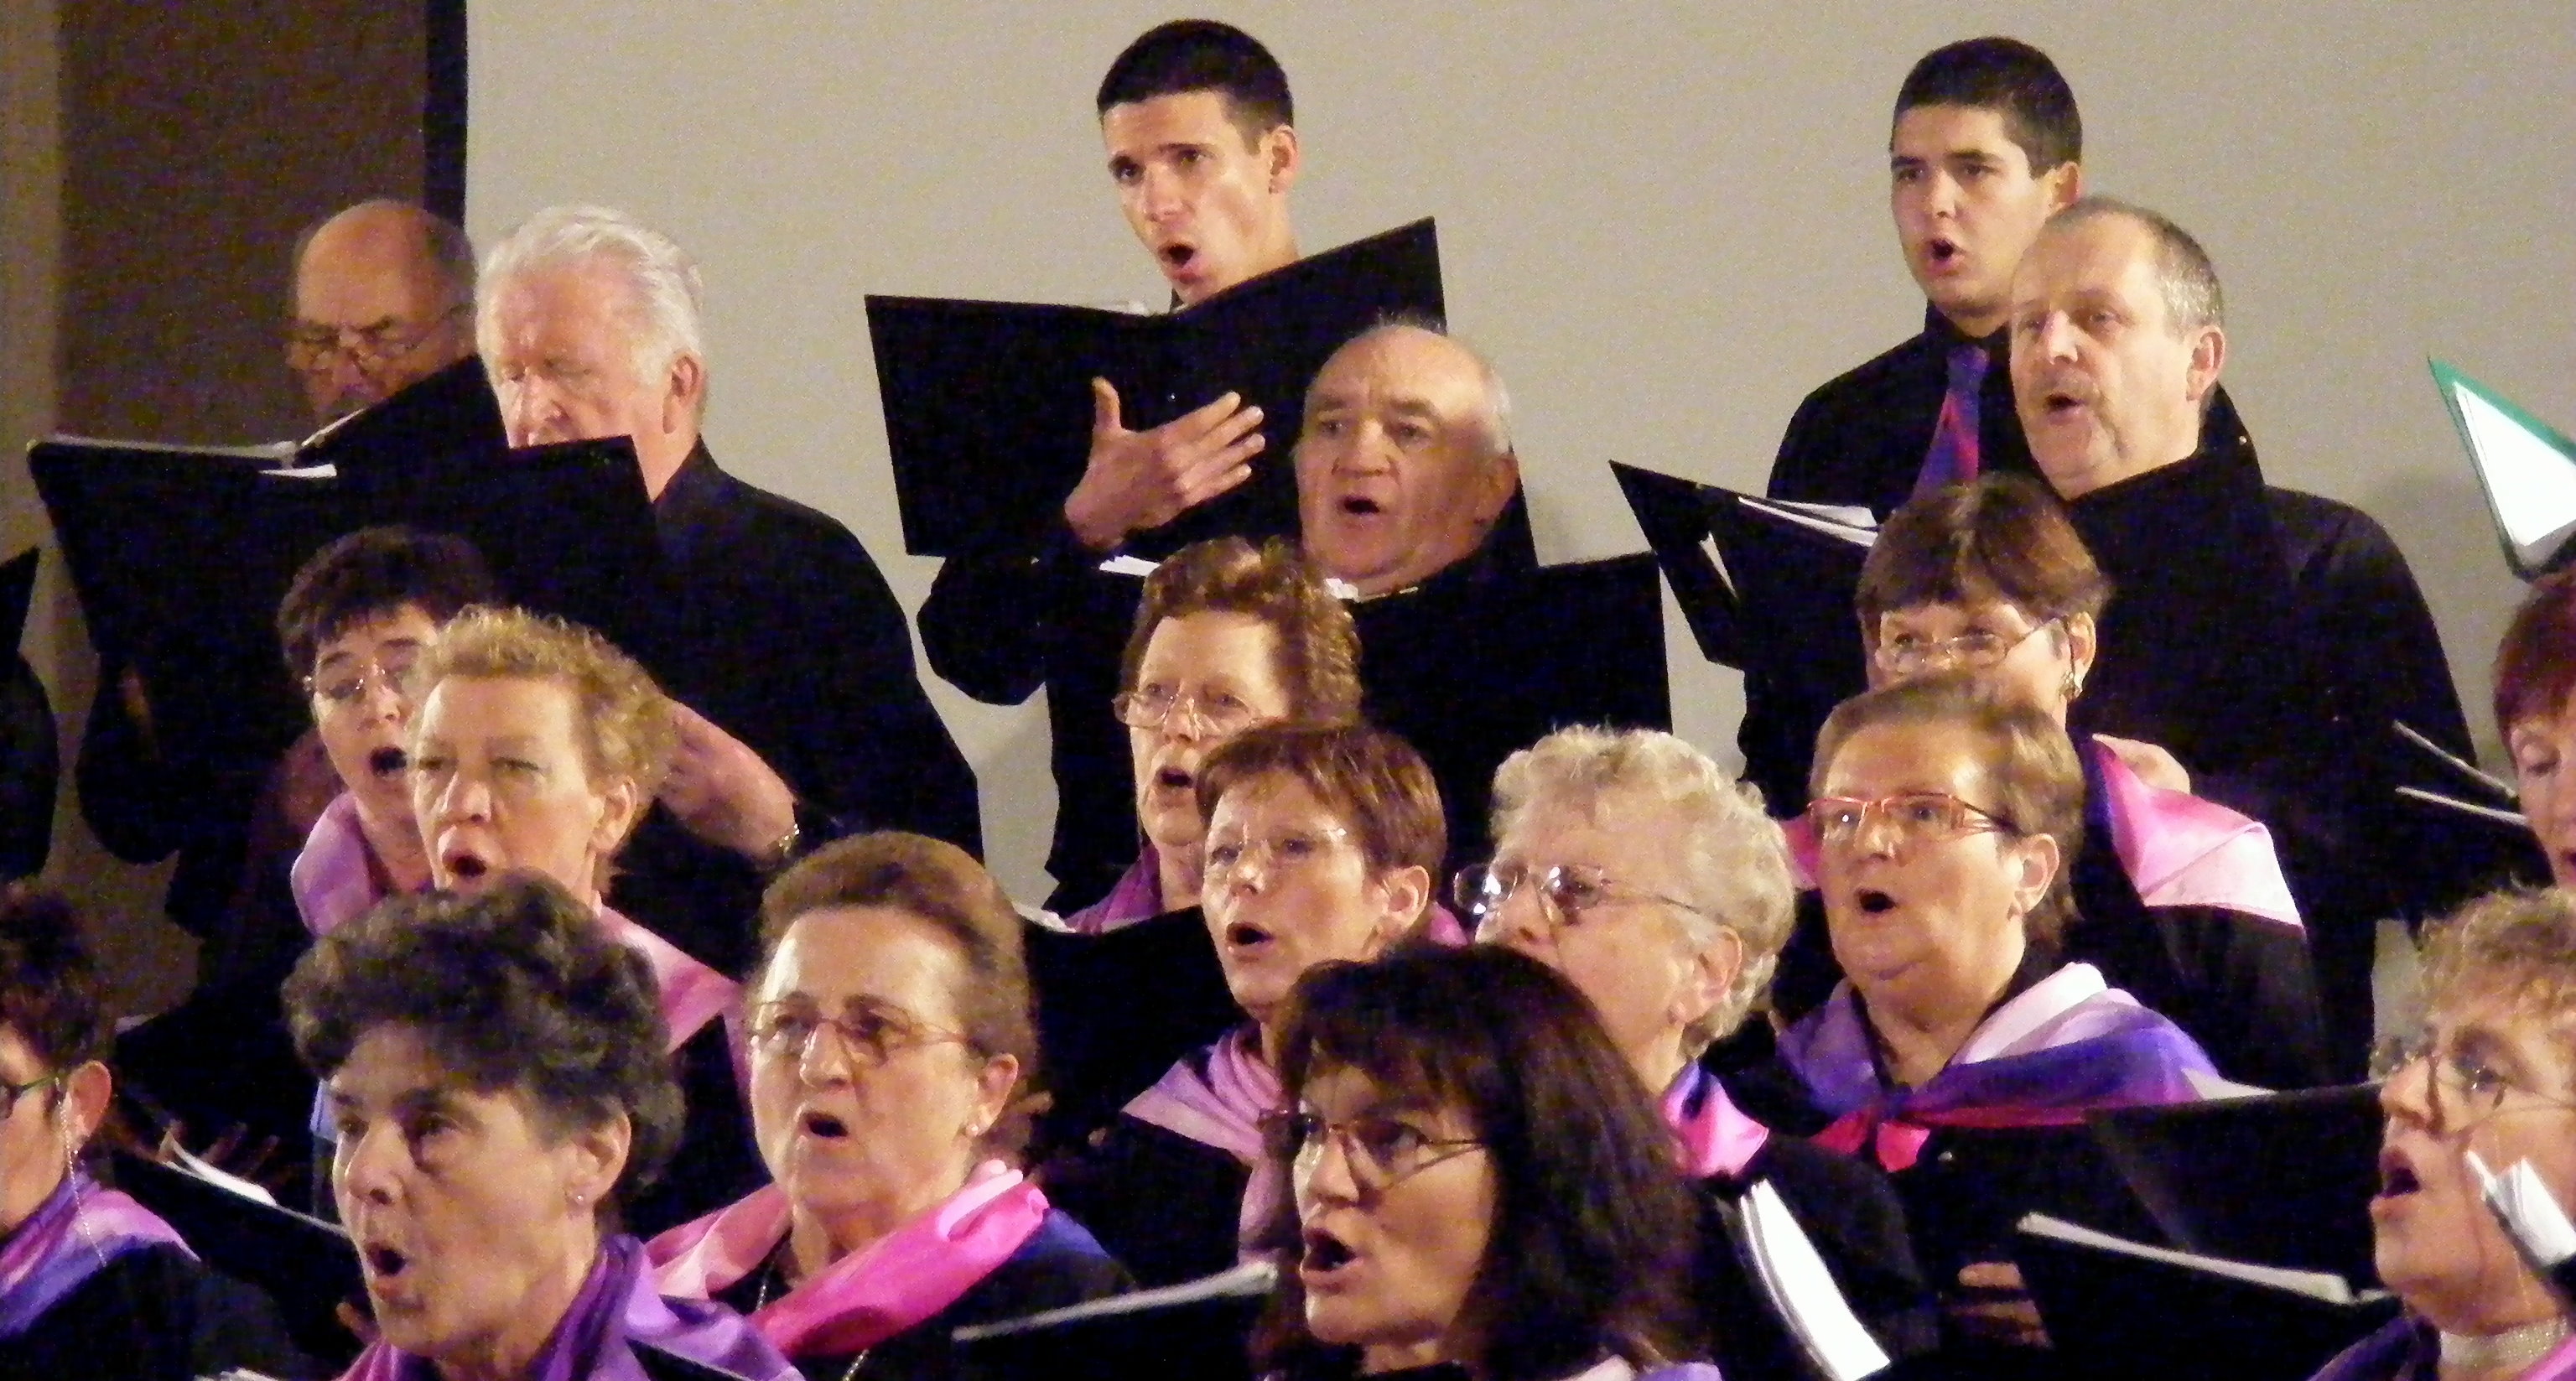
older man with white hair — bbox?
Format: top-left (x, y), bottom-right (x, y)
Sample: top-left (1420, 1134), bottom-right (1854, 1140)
top-left (475, 205), bottom-right (979, 968)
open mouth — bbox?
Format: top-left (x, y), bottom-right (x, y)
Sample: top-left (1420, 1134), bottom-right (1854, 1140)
top-left (1301, 1228), bottom-right (1355, 1272)
top-left (363, 1242), bottom-right (410, 1280)
top-left (801, 1110), bottom-right (850, 1140)
top-left (367, 745), bottom-right (408, 778)
top-left (1160, 242), bottom-right (1198, 273)
top-left (1154, 766), bottom-right (1195, 792)
top-left (1856, 888), bottom-right (1898, 915)
top-left (2377, 1149), bottom-right (2422, 1198)
top-left (2044, 389), bottom-right (2087, 418)
top-left (1225, 920), bottom-right (1274, 949)
top-left (443, 849), bottom-right (490, 883)
top-left (1926, 236), bottom-right (1961, 267)
top-left (1337, 495), bottom-right (1384, 517)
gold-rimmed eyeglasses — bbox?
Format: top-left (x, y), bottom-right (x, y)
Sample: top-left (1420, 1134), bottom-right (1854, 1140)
top-left (747, 999), bottom-right (975, 1067)
top-left (285, 304), bottom-right (468, 372)
top-left (1261, 1108), bottom-right (1484, 1193)
top-left (1872, 617), bottom-right (2059, 678)
top-left (1807, 792), bottom-right (2018, 849)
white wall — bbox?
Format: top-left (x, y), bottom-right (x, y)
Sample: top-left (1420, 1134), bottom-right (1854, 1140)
top-left (467, 2), bottom-right (2576, 901)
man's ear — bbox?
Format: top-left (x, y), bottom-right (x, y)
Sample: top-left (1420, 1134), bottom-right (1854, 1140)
top-left (1478, 449), bottom-right (1521, 523)
top-left (2184, 325), bottom-right (2226, 406)
top-left (1262, 124), bottom-right (1301, 195)
top-left (2044, 159), bottom-right (2085, 212)
top-left (662, 352), bottom-right (707, 434)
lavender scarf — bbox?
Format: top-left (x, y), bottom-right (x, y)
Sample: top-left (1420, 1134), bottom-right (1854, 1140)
top-left (1124, 1026), bottom-right (1285, 1248)
top-left (335, 1234), bottom-right (793, 1381)
top-left (1783, 963), bottom-right (2215, 1171)
top-left (0, 1171), bottom-right (190, 1340)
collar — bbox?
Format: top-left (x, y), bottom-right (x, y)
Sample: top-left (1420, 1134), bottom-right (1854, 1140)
top-left (652, 439), bottom-right (723, 520)
top-left (1919, 302), bottom-right (2012, 366)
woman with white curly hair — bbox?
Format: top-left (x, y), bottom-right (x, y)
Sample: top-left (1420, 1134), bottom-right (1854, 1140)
top-left (1465, 726), bottom-right (1935, 1376)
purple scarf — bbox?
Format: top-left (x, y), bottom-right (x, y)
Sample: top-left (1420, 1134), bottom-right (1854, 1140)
top-left (1124, 1026), bottom-right (1285, 1248)
top-left (0, 1171), bottom-right (190, 1340)
top-left (2086, 738), bottom-right (2302, 928)
top-left (1662, 1064), bottom-right (1771, 1181)
top-left (293, 792), bottom-right (399, 937)
top-left (335, 1234), bottom-right (793, 1381)
top-left (1783, 963), bottom-right (2215, 1171)
top-left (1062, 846), bottom-right (1168, 935)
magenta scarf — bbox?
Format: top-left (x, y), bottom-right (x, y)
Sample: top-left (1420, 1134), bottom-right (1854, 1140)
top-left (2087, 739), bottom-right (2303, 927)
top-left (645, 1160), bottom-right (1051, 1359)
top-left (337, 1234), bottom-right (792, 1381)
top-left (1125, 1027), bottom-right (1285, 1247)
top-left (1661, 1064), bottom-right (1771, 1181)
top-left (0, 1171), bottom-right (190, 1340)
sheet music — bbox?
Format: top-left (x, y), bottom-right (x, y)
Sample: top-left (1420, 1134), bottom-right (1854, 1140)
top-left (2452, 381), bottom-right (2576, 563)
top-left (1742, 1180), bottom-right (1891, 1380)
top-left (1737, 495), bottom-right (1877, 548)
top-left (2016, 1212), bottom-right (2378, 1304)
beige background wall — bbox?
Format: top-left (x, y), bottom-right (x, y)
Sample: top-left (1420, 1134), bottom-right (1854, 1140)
top-left (467, 2), bottom-right (2576, 902)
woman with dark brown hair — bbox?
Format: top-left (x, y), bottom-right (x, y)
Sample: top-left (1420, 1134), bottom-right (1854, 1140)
top-left (1256, 943), bottom-right (1718, 1381)
top-left (1069, 536), bottom-right (1363, 932)
top-left (1045, 723), bottom-right (1446, 1290)
top-left (647, 833), bottom-right (1129, 1380)
top-left (1788, 470), bottom-right (2328, 1089)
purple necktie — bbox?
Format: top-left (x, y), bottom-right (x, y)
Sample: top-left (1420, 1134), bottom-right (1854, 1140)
top-left (1914, 342), bottom-right (1988, 495)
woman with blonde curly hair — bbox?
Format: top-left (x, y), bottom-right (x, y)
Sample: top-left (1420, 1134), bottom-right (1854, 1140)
top-left (1468, 725), bottom-right (1934, 1375)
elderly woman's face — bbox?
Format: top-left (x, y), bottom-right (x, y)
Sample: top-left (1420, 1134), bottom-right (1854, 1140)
top-left (1202, 774), bottom-right (1416, 1031)
top-left (747, 906), bottom-right (1015, 1231)
top-left (410, 675), bottom-right (636, 903)
top-left (1814, 718), bottom-right (2050, 995)
top-left (1480, 789), bottom-right (1730, 1091)
top-left (1125, 612), bottom-right (1293, 859)
top-left (1293, 1063), bottom-right (1494, 1364)
top-left (309, 603), bottom-right (441, 827)
top-left (2507, 691), bottom-right (2576, 888)
top-left (1868, 601), bottom-right (2088, 725)
top-left (328, 1025), bottom-right (623, 1368)
top-left (2374, 986), bottom-right (2576, 1333)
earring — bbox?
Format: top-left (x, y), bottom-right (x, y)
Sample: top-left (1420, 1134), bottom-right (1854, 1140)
top-left (569, 1189), bottom-right (588, 1208)
top-left (2064, 672), bottom-right (2084, 700)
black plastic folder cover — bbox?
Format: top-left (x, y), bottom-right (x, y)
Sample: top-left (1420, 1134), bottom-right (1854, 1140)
top-left (111, 1150), bottom-right (365, 1370)
top-left (29, 437), bottom-right (673, 790)
top-left (2089, 1083), bottom-right (2385, 1284)
top-left (2, 547), bottom-right (34, 652)
top-left (869, 218), bottom-right (1442, 559)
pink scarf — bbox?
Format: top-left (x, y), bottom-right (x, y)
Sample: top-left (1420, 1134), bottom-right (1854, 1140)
top-left (645, 1161), bottom-right (1051, 1359)
top-left (2089, 740), bottom-right (2303, 927)
top-left (1124, 1027), bottom-right (1285, 1249)
top-left (594, 905), bottom-right (735, 1055)
top-left (1661, 1064), bottom-right (1772, 1181)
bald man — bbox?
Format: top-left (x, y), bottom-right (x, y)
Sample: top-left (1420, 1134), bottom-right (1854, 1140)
top-left (286, 200), bottom-right (478, 426)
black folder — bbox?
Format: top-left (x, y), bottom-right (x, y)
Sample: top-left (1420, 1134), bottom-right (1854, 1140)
top-left (1895, 1124), bottom-right (2162, 1287)
top-left (1612, 459), bottom-right (1870, 701)
top-left (1351, 553), bottom-right (1672, 877)
top-left (950, 1262), bottom-right (1270, 1381)
top-left (2, 547), bottom-right (34, 653)
top-left (2088, 1084), bottom-right (2384, 1285)
top-left (295, 353), bottom-right (508, 476)
top-left (869, 218), bottom-right (1442, 559)
top-left (2013, 1215), bottom-right (2398, 1381)
top-left (109, 1150), bottom-right (365, 1370)
top-left (30, 436), bottom-right (674, 793)
top-left (1025, 907), bottom-right (1241, 1154)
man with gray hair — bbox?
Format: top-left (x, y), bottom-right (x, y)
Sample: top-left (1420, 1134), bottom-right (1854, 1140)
top-left (2007, 195), bottom-right (2480, 1076)
top-left (287, 199), bottom-right (481, 428)
top-left (476, 204), bottom-right (979, 968)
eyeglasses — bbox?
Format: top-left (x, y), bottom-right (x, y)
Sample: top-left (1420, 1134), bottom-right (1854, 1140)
top-left (747, 1000), bottom-right (975, 1067)
top-left (305, 651), bottom-right (424, 711)
top-left (1872, 617), bottom-right (2059, 678)
top-left (1261, 1109), bottom-right (1484, 1194)
top-left (285, 305), bottom-right (467, 372)
top-left (1807, 792), bottom-right (2018, 849)
top-left (2371, 1032), bottom-right (2576, 1130)
top-left (1111, 686), bottom-right (1265, 738)
top-left (1452, 861), bottom-right (1707, 934)
top-left (1204, 824), bottom-right (1352, 882)
top-left (0, 1071), bottom-right (60, 1120)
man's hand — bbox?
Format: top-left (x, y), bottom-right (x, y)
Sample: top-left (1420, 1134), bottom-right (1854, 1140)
top-left (659, 702), bottom-right (797, 861)
top-left (1061, 379), bottom-right (1265, 552)
top-left (1950, 1260), bottom-right (2051, 1348)
top-left (2095, 734), bottom-right (2193, 795)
